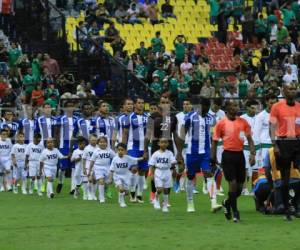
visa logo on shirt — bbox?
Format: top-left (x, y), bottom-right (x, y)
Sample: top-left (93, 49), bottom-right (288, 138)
top-left (99, 153), bottom-right (110, 159)
top-left (47, 154), bottom-right (58, 160)
top-left (32, 148), bottom-right (42, 153)
top-left (0, 145), bottom-right (9, 149)
top-left (88, 152), bottom-right (93, 157)
top-left (157, 158), bottom-right (169, 164)
top-left (116, 163), bottom-right (128, 168)
top-left (17, 148), bottom-right (25, 153)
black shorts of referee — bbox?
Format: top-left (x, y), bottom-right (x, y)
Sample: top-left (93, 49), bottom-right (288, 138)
top-left (221, 150), bottom-right (246, 183)
top-left (275, 137), bottom-right (300, 171)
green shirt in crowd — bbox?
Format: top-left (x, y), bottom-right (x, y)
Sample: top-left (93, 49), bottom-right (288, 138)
top-left (8, 48), bottom-right (22, 67)
top-left (31, 58), bottom-right (41, 81)
top-left (137, 47), bottom-right (148, 59)
top-left (174, 42), bottom-right (186, 61)
top-left (277, 26), bottom-right (289, 44)
top-left (150, 81), bottom-right (162, 94)
top-left (23, 74), bottom-right (36, 94)
top-left (153, 69), bottom-right (166, 84)
top-left (282, 8), bottom-right (295, 27)
top-left (151, 37), bottom-right (164, 53)
top-left (238, 79), bottom-right (250, 99)
top-left (169, 78), bottom-right (178, 94)
top-left (177, 82), bottom-right (189, 99)
top-left (255, 18), bottom-right (267, 34)
top-left (209, 0), bottom-right (219, 17)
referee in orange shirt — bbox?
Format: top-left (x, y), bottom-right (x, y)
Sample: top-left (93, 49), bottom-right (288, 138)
top-left (269, 83), bottom-right (300, 220)
top-left (211, 100), bottom-right (256, 222)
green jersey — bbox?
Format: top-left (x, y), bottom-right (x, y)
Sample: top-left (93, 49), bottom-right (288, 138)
top-left (8, 48), bottom-right (22, 67)
top-left (151, 37), bottom-right (163, 53)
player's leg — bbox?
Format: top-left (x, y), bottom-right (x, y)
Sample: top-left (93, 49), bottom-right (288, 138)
top-left (216, 143), bottom-right (224, 195)
top-left (45, 168), bottom-right (55, 198)
top-left (4, 159), bottom-right (12, 191)
top-left (70, 166), bottom-right (76, 195)
top-left (73, 165), bottom-right (82, 199)
top-left (185, 154), bottom-right (199, 212)
top-left (242, 150), bottom-right (250, 195)
top-left (0, 163), bottom-right (4, 192)
top-left (57, 148), bottom-right (69, 194)
top-left (96, 169), bottom-right (106, 203)
top-left (136, 151), bottom-right (148, 203)
top-left (153, 174), bottom-right (163, 210)
top-left (162, 173), bottom-right (172, 212)
top-left (20, 163), bottom-right (28, 195)
top-left (129, 167), bottom-right (138, 202)
top-left (36, 163), bottom-right (43, 196)
top-left (12, 167), bottom-right (18, 194)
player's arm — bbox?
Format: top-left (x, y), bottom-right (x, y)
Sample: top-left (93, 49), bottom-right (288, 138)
top-left (246, 134), bottom-right (256, 166)
top-left (269, 106), bottom-right (280, 156)
top-left (39, 161), bottom-right (44, 176)
top-left (144, 115), bottom-right (154, 159)
top-left (82, 158), bottom-right (87, 175)
top-left (88, 161), bottom-right (95, 177)
top-left (11, 153), bottom-right (16, 168)
top-left (176, 118), bottom-right (188, 161)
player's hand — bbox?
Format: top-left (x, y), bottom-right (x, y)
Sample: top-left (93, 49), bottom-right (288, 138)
top-left (249, 154), bottom-right (256, 166)
top-left (176, 153), bottom-right (184, 165)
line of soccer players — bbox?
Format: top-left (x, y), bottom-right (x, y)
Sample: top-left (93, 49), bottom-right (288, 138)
top-left (0, 94), bottom-right (299, 221)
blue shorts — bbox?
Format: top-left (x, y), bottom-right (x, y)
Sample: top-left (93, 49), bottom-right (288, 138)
top-left (186, 153), bottom-right (210, 176)
top-left (59, 148), bottom-right (73, 170)
top-left (127, 149), bottom-right (148, 171)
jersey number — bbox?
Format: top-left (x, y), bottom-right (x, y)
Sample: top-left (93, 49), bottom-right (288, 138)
top-left (160, 122), bottom-right (169, 131)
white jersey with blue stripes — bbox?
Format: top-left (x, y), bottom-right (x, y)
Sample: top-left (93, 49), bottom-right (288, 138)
top-left (115, 113), bottom-right (128, 143)
top-left (35, 116), bottom-right (56, 141)
top-left (184, 111), bottom-right (214, 155)
top-left (57, 115), bottom-right (77, 149)
top-left (19, 118), bottom-right (35, 144)
top-left (126, 112), bottom-right (148, 151)
top-left (95, 116), bottom-right (115, 148)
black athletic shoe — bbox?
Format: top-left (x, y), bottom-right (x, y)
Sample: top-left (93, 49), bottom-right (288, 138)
top-left (222, 199), bottom-right (232, 220)
top-left (294, 210), bottom-right (300, 218)
top-left (137, 196), bottom-right (144, 204)
top-left (56, 183), bottom-right (63, 194)
top-left (284, 208), bottom-right (293, 221)
top-left (233, 211), bottom-right (240, 223)
top-left (69, 189), bottom-right (75, 195)
top-left (50, 193), bottom-right (55, 198)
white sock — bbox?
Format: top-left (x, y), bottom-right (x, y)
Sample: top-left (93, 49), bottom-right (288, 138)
top-left (187, 179), bottom-right (194, 202)
top-left (71, 169), bottom-right (76, 190)
top-left (75, 175), bottom-right (82, 186)
top-left (0, 175), bottom-right (4, 189)
top-left (37, 179), bottom-right (42, 192)
top-left (47, 181), bottom-right (53, 196)
top-left (207, 177), bottom-right (217, 199)
top-left (163, 194), bottom-right (169, 206)
top-left (22, 178), bottom-right (27, 191)
top-left (137, 175), bottom-right (144, 197)
top-left (82, 182), bottom-right (88, 197)
top-left (129, 173), bottom-right (138, 192)
top-left (179, 176), bottom-right (185, 189)
top-left (99, 184), bottom-right (105, 201)
top-left (92, 183), bottom-right (97, 197)
top-left (87, 182), bottom-right (92, 197)
top-left (5, 173), bottom-right (12, 190)
top-left (155, 192), bottom-right (160, 203)
top-left (58, 170), bottom-right (65, 185)
top-left (119, 192), bottom-right (125, 204)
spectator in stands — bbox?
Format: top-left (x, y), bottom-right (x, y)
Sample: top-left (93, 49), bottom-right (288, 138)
top-left (277, 21), bottom-right (289, 44)
top-left (230, 25), bottom-right (243, 48)
top-left (224, 84), bottom-right (238, 100)
top-left (174, 35), bottom-right (187, 66)
top-left (17, 54), bottom-right (31, 80)
top-left (111, 35), bottom-right (126, 56)
top-left (200, 77), bottom-right (215, 98)
top-left (197, 57), bottom-right (210, 79)
top-left (45, 93), bottom-right (59, 108)
top-left (177, 75), bottom-right (189, 107)
top-left (208, 0), bottom-right (219, 24)
top-left (0, 76), bottom-right (8, 99)
top-left (1, 87), bottom-right (17, 107)
top-left (0, 40), bottom-right (8, 76)
top-left (255, 14), bottom-right (267, 42)
top-left (115, 5), bottom-right (128, 24)
top-left (45, 82), bottom-right (60, 101)
top-left (105, 23), bottom-right (119, 43)
top-left (74, 21), bottom-right (88, 46)
top-left (232, 0), bottom-right (244, 25)
top-left (42, 53), bottom-right (60, 76)
top-left (276, 37), bottom-right (291, 62)
top-left (136, 41), bottom-right (148, 60)
top-left (134, 57), bottom-right (147, 80)
top-left (238, 72), bottom-right (251, 99)
top-left (8, 42), bottom-right (22, 77)
top-left (150, 74), bottom-right (162, 94)
top-left (241, 6), bottom-right (255, 44)
top-left (31, 53), bottom-right (42, 81)
top-left (180, 56), bottom-right (193, 75)
top-left (23, 67), bottom-right (36, 104)
top-left (161, 0), bottom-right (176, 19)
top-left (282, 66), bottom-right (298, 84)
top-left (148, 2), bottom-right (163, 25)
top-left (127, 3), bottom-right (142, 24)
top-left (151, 31), bottom-right (164, 54)
top-left (188, 71), bottom-right (202, 96)
top-left (40, 67), bottom-right (54, 87)
top-left (269, 21), bottom-right (278, 42)
top-left (281, 3), bottom-right (295, 29)
top-left (31, 84), bottom-right (45, 106)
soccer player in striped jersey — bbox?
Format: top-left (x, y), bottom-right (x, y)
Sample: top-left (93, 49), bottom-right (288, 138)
top-left (0, 109), bottom-right (19, 141)
top-left (73, 102), bottom-right (96, 140)
top-left (0, 129), bottom-right (12, 191)
top-left (11, 132), bottom-right (27, 194)
top-left (55, 100), bottom-right (77, 194)
top-left (175, 99), bottom-right (192, 193)
top-left (123, 97), bottom-right (148, 203)
top-left (178, 98), bottom-right (222, 213)
top-left (115, 98), bottom-right (134, 144)
top-left (95, 101), bottom-right (115, 149)
top-left (18, 105), bottom-right (36, 144)
top-left (253, 94), bottom-right (278, 176)
top-left (35, 103), bottom-right (56, 142)
top-left (241, 100), bottom-right (260, 195)
top-left (208, 98), bottom-right (226, 196)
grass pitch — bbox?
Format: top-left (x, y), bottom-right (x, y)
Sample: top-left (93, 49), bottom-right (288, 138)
top-left (1, 180), bottom-right (299, 250)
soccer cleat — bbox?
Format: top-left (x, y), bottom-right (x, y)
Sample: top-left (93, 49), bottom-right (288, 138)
top-left (211, 204), bottom-right (223, 213)
top-left (193, 189), bottom-right (199, 194)
top-left (162, 206), bottom-right (169, 213)
top-left (37, 191), bottom-right (43, 196)
top-left (22, 189), bottom-right (27, 195)
top-left (153, 200), bottom-right (161, 210)
top-left (120, 202), bottom-right (127, 208)
top-left (216, 190), bottom-right (225, 196)
top-left (56, 184), bottom-right (63, 194)
top-left (87, 194), bottom-right (93, 201)
top-left (69, 189), bottom-right (75, 195)
top-left (202, 185), bottom-right (208, 195)
top-left (0, 186), bottom-right (4, 192)
top-left (99, 199), bottom-right (105, 204)
top-left (294, 210), bottom-right (300, 218)
top-left (233, 211), bottom-right (240, 223)
top-left (222, 199), bottom-right (232, 220)
top-left (167, 202), bottom-right (171, 208)
top-left (137, 196), bottom-right (144, 204)
top-left (41, 184), bottom-right (46, 193)
top-left (242, 188), bottom-right (250, 196)
top-left (143, 182), bottom-right (148, 190)
top-left (130, 197), bottom-right (137, 203)
top-left (187, 201), bottom-right (195, 213)
top-left (13, 187), bottom-right (18, 194)
top-left (50, 193), bottom-right (55, 199)
top-left (28, 189), bottom-right (33, 195)
top-left (83, 194), bottom-right (88, 200)
top-left (92, 195), bottom-right (97, 201)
